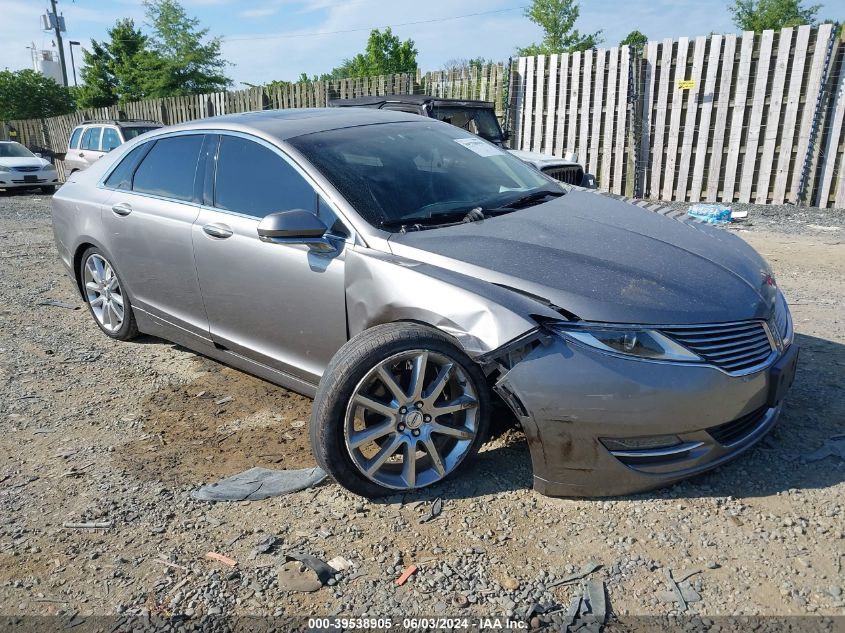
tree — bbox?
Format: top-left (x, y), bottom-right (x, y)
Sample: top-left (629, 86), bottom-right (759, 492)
top-left (518, 0), bottom-right (603, 56)
top-left (142, 0), bottom-right (231, 95)
top-left (728, 0), bottom-right (821, 30)
top-left (76, 19), bottom-right (152, 107)
top-left (0, 69), bottom-right (75, 120)
top-left (442, 57), bottom-right (493, 71)
top-left (328, 28), bottom-right (418, 78)
top-left (75, 0), bottom-right (230, 106)
top-left (620, 30), bottom-right (649, 51)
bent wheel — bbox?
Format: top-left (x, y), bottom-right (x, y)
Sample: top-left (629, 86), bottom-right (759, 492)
top-left (311, 323), bottom-right (490, 497)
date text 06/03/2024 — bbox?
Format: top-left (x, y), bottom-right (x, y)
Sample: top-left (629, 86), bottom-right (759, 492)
top-left (307, 617), bottom-right (528, 630)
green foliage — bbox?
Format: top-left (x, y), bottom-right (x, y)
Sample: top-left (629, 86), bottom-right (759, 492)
top-left (142, 0), bottom-right (231, 95)
top-left (327, 28), bottom-right (418, 79)
top-left (76, 0), bottom-right (230, 107)
top-left (442, 57), bottom-right (494, 71)
top-left (620, 30), bottom-right (649, 50)
top-left (76, 19), bottom-right (151, 107)
top-left (518, 0), bottom-right (603, 55)
top-left (0, 69), bottom-right (76, 119)
top-left (728, 0), bottom-right (821, 30)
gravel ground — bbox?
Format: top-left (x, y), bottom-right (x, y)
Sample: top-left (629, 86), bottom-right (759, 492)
top-left (0, 190), bottom-right (843, 629)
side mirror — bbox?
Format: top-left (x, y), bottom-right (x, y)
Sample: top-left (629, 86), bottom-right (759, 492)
top-left (35, 152), bottom-right (42, 158)
top-left (501, 130), bottom-right (511, 142)
top-left (257, 209), bottom-right (336, 253)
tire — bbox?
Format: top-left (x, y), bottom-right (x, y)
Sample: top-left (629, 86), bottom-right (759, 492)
top-left (310, 322), bottom-right (490, 497)
top-left (78, 247), bottom-right (139, 341)
top-left (40, 186), bottom-right (56, 194)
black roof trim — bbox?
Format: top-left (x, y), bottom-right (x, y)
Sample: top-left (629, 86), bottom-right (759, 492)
top-left (328, 94), bottom-right (495, 109)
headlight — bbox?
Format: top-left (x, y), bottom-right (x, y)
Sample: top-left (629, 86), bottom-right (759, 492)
top-left (552, 324), bottom-right (701, 361)
top-left (0, 165), bottom-right (10, 172)
top-left (774, 291), bottom-right (793, 347)
top-left (43, 164), bottom-right (57, 171)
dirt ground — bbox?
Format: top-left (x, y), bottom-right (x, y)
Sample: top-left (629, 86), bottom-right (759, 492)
top-left (0, 192), bottom-right (843, 627)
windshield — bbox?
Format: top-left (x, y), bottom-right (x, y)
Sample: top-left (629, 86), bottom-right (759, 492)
top-left (431, 106), bottom-right (504, 143)
top-left (121, 127), bottom-right (159, 140)
top-left (288, 121), bottom-right (558, 228)
top-left (0, 143), bottom-right (36, 158)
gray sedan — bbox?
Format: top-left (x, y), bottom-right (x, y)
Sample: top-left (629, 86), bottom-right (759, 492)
top-left (50, 108), bottom-right (798, 497)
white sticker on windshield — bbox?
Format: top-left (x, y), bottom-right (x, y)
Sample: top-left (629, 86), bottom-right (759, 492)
top-left (453, 137), bottom-right (504, 158)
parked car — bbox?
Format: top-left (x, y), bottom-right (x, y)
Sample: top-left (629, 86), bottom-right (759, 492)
top-left (329, 95), bottom-right (594, 187)
top-left (51, 109), bottom-right (797, 498)
top-left (64, 119), bottom-right (162, 174)
top-left (0, 141), bottom-right (60, 193)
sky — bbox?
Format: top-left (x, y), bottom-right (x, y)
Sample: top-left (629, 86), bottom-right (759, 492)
top-left (0, 0), bottom-right (804, 87)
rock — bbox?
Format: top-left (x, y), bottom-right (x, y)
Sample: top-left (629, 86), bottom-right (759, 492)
top-left (276, 561), bottom-right (322, 593)
top-left (451, 594), bottom-right (469, 609)
top-left (501, 576), bottom-right (519, 591)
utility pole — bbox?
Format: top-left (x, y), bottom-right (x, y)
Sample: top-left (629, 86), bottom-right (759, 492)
top-left (49, 0), bottom-right (69, 87)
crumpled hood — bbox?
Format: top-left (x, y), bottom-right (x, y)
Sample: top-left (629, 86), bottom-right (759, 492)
top-left (388, 190), bottom-right (777, 325)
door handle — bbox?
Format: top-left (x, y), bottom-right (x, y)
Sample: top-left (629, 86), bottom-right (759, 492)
top-left (79, 152), bottom-right (85, 157)
top-left (111, 202), bottom-right (132, 216)
top-left (202, 223), bottom-right (233, 239)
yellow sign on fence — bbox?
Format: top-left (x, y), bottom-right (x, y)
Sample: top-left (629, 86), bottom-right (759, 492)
top-left (677, 79), bottom-right (696, 90)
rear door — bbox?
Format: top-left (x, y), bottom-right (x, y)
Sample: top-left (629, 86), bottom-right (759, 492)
top-left (79, 126), bottom-right (103, 170)
top-left (101, 127), bottom-right (122, 154)
top-left (191, 133), bottom-right (350, 382)
top-left (102, 133), bottom-right (209, 340)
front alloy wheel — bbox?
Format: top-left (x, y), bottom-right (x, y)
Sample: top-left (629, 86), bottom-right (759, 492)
top-left (345, 350), bottom-right (480, 490)
top-left (310, 323), bottom-right (490, 497)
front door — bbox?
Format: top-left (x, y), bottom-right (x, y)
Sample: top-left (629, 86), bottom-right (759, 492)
top-left (191, 134), bottom-right (349, 383)
top-left (102, 133), bottom-right (209, 340)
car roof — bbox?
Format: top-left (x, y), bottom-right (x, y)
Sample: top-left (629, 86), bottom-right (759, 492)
top-left (159, 107), bottom-right (427, 141)
top-left (329, 94), bottom-right (496, 109)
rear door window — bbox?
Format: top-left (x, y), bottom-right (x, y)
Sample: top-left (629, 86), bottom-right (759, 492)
top-left (68, 128), bottom-right (83, 150)
top-left (132, 135), bottom-right (203, 202)
top-left (213, 135), bottom-right (315, 218)
top-left (102, 128), bottom-right (122, 152)
top-left (81, 127), bottom-right (102, 151)
top-left (104, 143), bottom-right (150, 190)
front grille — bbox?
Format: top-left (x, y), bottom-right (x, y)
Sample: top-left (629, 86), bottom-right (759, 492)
top-left (11, 166), bottom-right (40, 172)
top-left (542, 165), bottom-right (583, 185)
top-left (661, 321), bottom-right (774, 373)
top-left (707, 406), bottom-right (768, 446)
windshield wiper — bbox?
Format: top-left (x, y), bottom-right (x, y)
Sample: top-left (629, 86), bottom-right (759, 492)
top-left (498, 189), bottom-right (566, 209)
top-left (379, 190), bottom-right (565, 232)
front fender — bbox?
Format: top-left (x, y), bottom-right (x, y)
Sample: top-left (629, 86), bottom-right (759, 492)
top-left (345, 247), bottom-right (563, 356)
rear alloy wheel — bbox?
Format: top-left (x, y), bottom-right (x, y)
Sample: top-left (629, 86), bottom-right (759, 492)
top-left (311, 323), bottom-right (490, 497)
top-left (79, 248), bottom-right (138, 340)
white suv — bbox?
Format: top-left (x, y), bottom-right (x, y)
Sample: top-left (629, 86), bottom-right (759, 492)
top-left (64, 120), bottom-right (161, 174)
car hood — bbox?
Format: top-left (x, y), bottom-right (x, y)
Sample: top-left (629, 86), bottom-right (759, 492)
top-left (387, 190), bottom-right (777, 325)
top-left (0, 157), bottom-right (49, 168)
top-left (508, 149), bottom-right (578, 168)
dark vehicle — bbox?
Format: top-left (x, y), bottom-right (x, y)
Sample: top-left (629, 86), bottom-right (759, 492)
top-left (329, 95), bottom-right (592, 187)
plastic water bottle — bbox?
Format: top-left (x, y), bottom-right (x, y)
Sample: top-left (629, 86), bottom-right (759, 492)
top-left (687, 203), bottom-right (732, 224)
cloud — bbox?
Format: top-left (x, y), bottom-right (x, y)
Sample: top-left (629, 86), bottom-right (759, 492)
top-left (238, 8), bottom-right (278, 19)
top-left (221, 0), bottom-right (536, 84)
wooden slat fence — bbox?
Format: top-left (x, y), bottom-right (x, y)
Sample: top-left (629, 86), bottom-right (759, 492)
top-left (2, 64), bottom-right (508, 161)
top-left (511, 47), bottom-right (635, 196)
top-left (510, 25), bottom-right (845, 208)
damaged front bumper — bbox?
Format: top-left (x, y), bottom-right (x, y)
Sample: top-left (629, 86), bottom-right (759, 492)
top-left (489, 331), bottom-right (796, 497)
